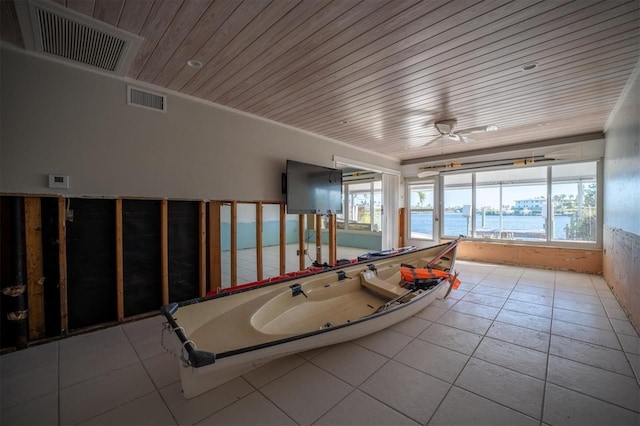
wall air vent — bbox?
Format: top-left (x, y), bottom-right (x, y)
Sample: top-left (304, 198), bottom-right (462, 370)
top-left (127, 86), bottom-right (167, 113)
top-left (15, 0), bottom-right (142, 75)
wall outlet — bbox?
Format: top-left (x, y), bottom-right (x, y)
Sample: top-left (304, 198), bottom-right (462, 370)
top-left (49, 174), bottom-right (70, 189)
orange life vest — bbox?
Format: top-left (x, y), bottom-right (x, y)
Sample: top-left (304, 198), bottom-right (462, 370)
top-left (400, 265), bottom-right (461, 290)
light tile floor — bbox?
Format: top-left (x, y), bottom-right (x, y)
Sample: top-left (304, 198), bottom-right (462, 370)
top-left (2, 252), bottom-right (640, 425)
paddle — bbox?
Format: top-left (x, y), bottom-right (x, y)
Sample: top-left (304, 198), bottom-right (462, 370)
top-left (374, 277), bottom-right (444, 313)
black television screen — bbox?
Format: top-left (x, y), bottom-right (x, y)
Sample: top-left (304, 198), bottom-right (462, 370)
top-left (285, 160), bottom-right (343, 214)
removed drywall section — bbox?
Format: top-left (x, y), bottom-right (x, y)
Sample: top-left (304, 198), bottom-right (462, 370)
top-left (603, 227), bottom-right (639, 331)
top-left (168, 201), bottom-right (200, 303)
top-left (122, 199), bottom-right (162, 317)
top-left (65, 198), bottom-right (117, 330)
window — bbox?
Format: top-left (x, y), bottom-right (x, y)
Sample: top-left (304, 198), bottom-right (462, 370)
top-left (440, 160), bottom-right (600, 245)
top-left (551, 162), bottom-right (597, 242)
top-left (338, 180), bottom-right (382, 232)
top-left (475, 167), bottom-right (547, 241)
top-left (408, 181), bottom-right (435, 239)
top-left (443, 173), bottom-right (472, 236)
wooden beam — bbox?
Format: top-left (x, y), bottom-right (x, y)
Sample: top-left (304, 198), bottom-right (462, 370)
top-left (315, 214), bottom-right (322, 264)
top-left (198, 201), bottom-right (207, 297)
top-left (279, 203), bottom-right (286, 275)
top-left (209, 201), bottom-right (222, 291)
top-left (298, 214), bottom-right (305, 271)
top-left (328, 214), bottom-right (336, 265)
top-left (161, 199), bottom-right (169, 305)
top-left (24, 197), bottom-right (45, 340)
top-left (115, 199), bottom-right (124, 321)
top-left (57, 197), bottom-right (68, 334)
top-left (230, 201), bottom-right (237, 287)
top-left (398, 207), bottom-right (405, 247)
top-left (256, 202), bottom-right (263, 281)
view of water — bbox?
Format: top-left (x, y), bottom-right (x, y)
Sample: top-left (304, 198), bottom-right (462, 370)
top-left (411, 212), bottom-right (574, 240)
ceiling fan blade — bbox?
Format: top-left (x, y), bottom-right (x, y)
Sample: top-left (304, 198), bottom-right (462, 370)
top-left (422, 135), bottom-right (443, 146)
top-left (457, 125), bottom-right (498, 135)
top-left (458, 134), bottom-right (472, 143)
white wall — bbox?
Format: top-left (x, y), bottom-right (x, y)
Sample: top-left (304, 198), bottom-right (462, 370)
top-left (0, 47), bottom-right (399, 200)
top-left (603, 60), bottom-right (640, 332)
top-left (604, 63), bottom-right (640, 235)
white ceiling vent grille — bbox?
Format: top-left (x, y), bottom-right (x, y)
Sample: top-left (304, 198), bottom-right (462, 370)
top-left (127, 86), bottom-right (167, 113)
top-left (15, 0), bottom-right (142, 75)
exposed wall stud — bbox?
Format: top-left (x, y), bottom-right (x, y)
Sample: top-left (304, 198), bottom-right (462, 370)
top-left (256, 202), bottom-right (263, 281)
top-left (25, 197), bottom-right (45, 339)
top-left (279, 203), bottom-right (286, 276)
top-left (315, 215), bottom-right (322, 264)
top-left (199, 201), bottom-right (206, 297)
top-left (57, 197), bottom-right (68, 334)
top-left (230, 201), bottom-right (237, 286)
top-left (209, 201), bottom-right (222, 291)
top-left (298, 214), bottom-right (305, 271)
top-left (329, 214), bottom-right (337, 265)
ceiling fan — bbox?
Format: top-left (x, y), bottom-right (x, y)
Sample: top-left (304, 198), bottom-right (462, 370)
top-left (424, 119), bottom-right (498, 146)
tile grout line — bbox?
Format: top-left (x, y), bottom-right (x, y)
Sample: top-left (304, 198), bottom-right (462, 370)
top-left (434, 266), bottom-right (546, 423)
top-left (121, 323), bottom-right (181, 426)
top-left (426, 265), bottom-right (543, 424)
top-left (57, 340), bottom-right (61, 426)
top-left (538, 271), bottom-right (558, 425)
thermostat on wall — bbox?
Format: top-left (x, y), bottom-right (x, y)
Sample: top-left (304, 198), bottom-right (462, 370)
top-left (49, 174), bottom-right (70, 189)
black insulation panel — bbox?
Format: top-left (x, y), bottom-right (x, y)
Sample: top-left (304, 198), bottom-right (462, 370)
top-left (168, 201), bottom-right (199, 302)
top-left (122, 200), bottom-right (162, 317)
top-left (40, 198), bottom-right (61, 337)
top-left (66, 198), bottom-right (116, 330)
top-left (1, 197), bottom-right (19, 348)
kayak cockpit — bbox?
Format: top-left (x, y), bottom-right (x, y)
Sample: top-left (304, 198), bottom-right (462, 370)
top-left (251, 275), bottom-right (387, 335)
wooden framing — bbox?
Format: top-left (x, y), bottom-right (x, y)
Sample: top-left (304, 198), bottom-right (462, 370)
top-left (115, 199), bottom-right (124, 321)
top-left (0, 193), bottom-right (616, 346)
top-left (161, 199), bottom-right (169, 305)
top-left (24, 197), bottom-right (45, 339)
top-left (208, 201), bottom-right (222, 291)
top-left (315, 214), bottom-right (322, 264)
top-left (298, 214), bottom-right (305, 271)
top-left (199, 201), bottom-right (207, 297)
top-left (57, 196), bottom-right (68, 334)
top-left (230, 201), bottom-right (238, 287)
top-left (398, 207), bottom-right (405, 247)
top-left (279, 203), bottom-right (286, 275)
top-left (256, 202), bottom-right (263, 281)
top-left (328, 214), bottom-right (336, 265)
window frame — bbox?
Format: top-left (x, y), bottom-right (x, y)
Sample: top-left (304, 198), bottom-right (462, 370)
top-left (425, 159), bottom-right (603, 248)
top-left (339, 179), bottom-right (382, 234)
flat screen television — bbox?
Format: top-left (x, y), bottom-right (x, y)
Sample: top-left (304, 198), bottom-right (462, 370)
top-left (285, 160), bottom-right (343, 214)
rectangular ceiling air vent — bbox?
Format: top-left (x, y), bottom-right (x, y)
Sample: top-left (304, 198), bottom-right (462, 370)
top-left (127, 86), bottom-right (167, 113)
top-left (15, 0), bottom-right (142, 75)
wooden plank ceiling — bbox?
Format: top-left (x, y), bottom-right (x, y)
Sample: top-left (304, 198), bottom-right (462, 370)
top-left (3, 0), bottom-right (639, 163)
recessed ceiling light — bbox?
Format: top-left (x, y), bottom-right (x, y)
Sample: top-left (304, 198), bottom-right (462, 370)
top-left (521, 61), bottom-right (539, 71)
top-left (339, 120), bottom-right (349, 124)
top-left (187, 59), bottom-right (203, 69)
